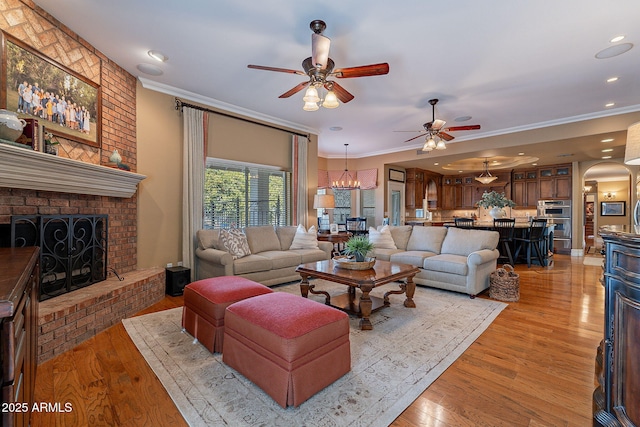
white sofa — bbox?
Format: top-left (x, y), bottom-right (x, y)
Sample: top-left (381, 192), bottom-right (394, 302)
top-left (195, 225), bottom-right (333, 286)
top-left (371, 225), bottom-right (500, 297)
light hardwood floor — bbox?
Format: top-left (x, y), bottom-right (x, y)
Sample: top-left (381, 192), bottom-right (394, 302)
top-left (31, 254), bottom-right (603, 426)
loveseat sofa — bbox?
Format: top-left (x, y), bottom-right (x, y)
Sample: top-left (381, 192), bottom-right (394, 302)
top-left (195, 225), bottom-right (332, 286)
top-left (370, 225), bottom-right (500, 297)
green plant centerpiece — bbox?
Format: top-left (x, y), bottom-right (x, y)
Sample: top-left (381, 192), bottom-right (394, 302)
top-left (343, 235), bottom-right (374, 262)
top-left (476, 191), bottom-right (515, 219)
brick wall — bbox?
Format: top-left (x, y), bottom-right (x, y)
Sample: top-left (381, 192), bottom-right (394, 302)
top-left (0, 2), bottom-right (159, 363)
top-left (0, 2), bottom-right (139, 273)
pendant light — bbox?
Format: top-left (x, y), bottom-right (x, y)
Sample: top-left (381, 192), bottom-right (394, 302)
top-left (332, 144), bottom-right (360, 190)
top-left (475, 158), bottom-right (498, 184)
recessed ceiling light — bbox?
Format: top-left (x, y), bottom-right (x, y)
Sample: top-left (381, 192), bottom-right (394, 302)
top-left (610, 35), bottom-right (625, 43)
top-left (454, 116), bottom-right (472, 122)
top-left (433, 162), bottom-right (439, 165)
top-left (458, 170), bottom-right (463, 173)
top-left (601, 138), bottom-right (614, 142)
top-left (148, 50), bottom-right (168, 62)
top-left (605, 102), bottom-right (615, 108)
top-left (602, 155), bottom-right (612, 159)
top-left (602, 148), bottom-right (614, 152)
top-left (518, 152), bottom-right (525, 156)
top-left (136, 63), bottom-right (163, 76)
top-left (329, 126), bottom-right (343, 131)
top-left (596, 43), bottom-right (634, 59)
top-left (607, 77), bottom-right (619, 83)
top-left (532, 163), bottom-right (538, 166)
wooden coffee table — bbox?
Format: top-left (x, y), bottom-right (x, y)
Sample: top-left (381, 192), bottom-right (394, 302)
top-left (296, 259), bottom-right (420, 330)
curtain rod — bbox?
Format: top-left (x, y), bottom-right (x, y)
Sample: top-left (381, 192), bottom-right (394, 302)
top-left (174, 98), bottom-right (309, 138)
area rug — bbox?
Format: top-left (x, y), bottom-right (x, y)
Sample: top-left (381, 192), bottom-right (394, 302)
top-left (123, 280), bottom-right (506, 427)
top-left (583, 256), bottom-right (604, 266)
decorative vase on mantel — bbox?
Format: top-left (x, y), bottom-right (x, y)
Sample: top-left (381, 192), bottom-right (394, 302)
top-left (489, 207), bottom-right (506, 219)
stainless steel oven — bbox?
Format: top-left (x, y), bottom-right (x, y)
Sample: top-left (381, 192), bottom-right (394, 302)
top-left (537, 200), bottom-right (571, 218)
top-left (537, 200), bottom-right (571, 254)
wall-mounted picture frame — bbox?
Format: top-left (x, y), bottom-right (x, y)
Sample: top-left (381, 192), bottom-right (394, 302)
top-left (2, 33), bottom-right (101, 148)
top-left (389, 169), bottom-right (405, 182)
top-left (601, 201), bottom-right (626, 216)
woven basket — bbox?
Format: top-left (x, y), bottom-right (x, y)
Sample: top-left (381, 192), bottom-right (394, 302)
top-left (333, 256), bottom-right (376, 270)
top-left (490, 264), bottom-right (520, 302)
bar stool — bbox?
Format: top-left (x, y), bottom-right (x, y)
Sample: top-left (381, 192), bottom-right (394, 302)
top-left (514, 218), bottom-right (547, 267)
top-left (493, 218), bottom-right (516, 266)
top-left (454, 217), bottom-right (475, 229)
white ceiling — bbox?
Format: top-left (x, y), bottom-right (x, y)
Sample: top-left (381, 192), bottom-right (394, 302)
top-left (32, 0), bottom-right (640, 172)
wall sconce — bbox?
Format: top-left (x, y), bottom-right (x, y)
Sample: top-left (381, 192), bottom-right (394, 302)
top-left (583, 185), bottom-right (592, 194)
top-left (602, 192), bottom-right (616, 200)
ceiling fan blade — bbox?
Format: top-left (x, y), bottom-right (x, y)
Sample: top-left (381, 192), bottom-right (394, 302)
top-left (333, 63), bottom-right (390, 78)
top-left (444, 125), bottom-right (481, 131)
top-left (278, 81), bottom-right (310, 98)
top-left (312, 33), bottom-right (331, 70)
top-left (438, 132), bottom-right (455, 141)
top-left (330, 82), bottom-right (355, 103)
top-left (404, 133), bottom-right (427, 143)
top-left (247, 64), bottom-right (306, 75)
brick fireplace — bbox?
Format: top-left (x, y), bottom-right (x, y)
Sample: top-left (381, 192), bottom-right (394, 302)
top-left (0, 2), bottom-right (166, 363)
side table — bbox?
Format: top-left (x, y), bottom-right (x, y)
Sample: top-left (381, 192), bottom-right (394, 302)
top-left (317, 231), bottom-right (353, 254)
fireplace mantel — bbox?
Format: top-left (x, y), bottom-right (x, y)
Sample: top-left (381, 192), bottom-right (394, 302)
top-left (0, 143), bottom-right (146, 198)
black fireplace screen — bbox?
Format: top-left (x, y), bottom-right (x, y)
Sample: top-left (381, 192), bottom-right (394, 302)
top-left (11, 215), bottom-right (108, 301)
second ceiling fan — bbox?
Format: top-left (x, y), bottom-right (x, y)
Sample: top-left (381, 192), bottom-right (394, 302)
top-left (247, 20), bottom-right (389, 109)
top-left (405, 99), bottom-right (481, 150)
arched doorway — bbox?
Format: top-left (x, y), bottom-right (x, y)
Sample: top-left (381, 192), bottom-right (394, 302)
top-left (582, 162), bottom-right (632, 254)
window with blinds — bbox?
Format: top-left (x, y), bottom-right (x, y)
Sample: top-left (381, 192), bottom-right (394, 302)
top-left (204, 159), bottom-right (291, 228)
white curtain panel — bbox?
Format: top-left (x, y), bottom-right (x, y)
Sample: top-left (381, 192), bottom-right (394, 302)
top-left (292, 135), bottom-right (308, 227)
top-left (182, 107), bottom-right (207, 279)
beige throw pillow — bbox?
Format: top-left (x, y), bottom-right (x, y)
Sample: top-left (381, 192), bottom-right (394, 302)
top-left (368, 225), bottom-right (397, 249)
top-left (220, 228), bottom-right (251, 259)
top-left (289, 224), bottom-right (319, 250)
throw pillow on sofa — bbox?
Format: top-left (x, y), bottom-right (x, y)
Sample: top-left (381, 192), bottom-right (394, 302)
top-left (289, 224), bottom-right (319, 250)
top-left (368, 225), bottom-right (397, 249)
top-left (220, 228), bottom-right (252, 259)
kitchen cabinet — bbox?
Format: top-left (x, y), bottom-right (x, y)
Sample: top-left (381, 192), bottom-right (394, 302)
top-left (512, 169), bottom-right (539, 207)
top-left (1, 247), bottom-right (39, 427)
top-left (538, 164), bottom-right (571, 199)
top-left (405, 168), bottom-right (424, 209)
top-left (441, 176), bottom-right (458, 210)
top-left (593, 226), bottom-right (640, 427)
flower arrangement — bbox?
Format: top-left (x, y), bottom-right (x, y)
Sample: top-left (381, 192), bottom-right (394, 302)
top-left (476, 191), bottom-right (515, 209)
top-left (44, 132), bottom-right (59, 155)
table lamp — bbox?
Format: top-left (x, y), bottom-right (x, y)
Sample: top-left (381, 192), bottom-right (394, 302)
top-left (313, 194), bottom-right (335, 232)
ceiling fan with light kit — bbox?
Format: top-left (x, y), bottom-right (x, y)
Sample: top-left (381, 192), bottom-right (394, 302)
top-left (247, 20), bottom-right (389, 111)
top-left (403, 99), bottom-right (481, 151)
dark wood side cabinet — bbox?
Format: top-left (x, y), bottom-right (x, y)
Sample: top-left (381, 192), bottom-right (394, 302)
top-left (0, 247), bottom-right (39, 427)
top-left (594, 226), bottom-right (640, 427)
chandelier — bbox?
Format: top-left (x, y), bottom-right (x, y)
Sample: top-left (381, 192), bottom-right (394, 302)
top-left (332, 144), bottom-right (360, 190)
top-left (475, 158), bottom-right (498, 184)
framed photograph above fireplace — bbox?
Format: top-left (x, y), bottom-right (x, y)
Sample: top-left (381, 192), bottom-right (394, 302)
top-left (601, 201), bottom-right (625, 216)
top-left (2, 33), bottom-right (100, 148)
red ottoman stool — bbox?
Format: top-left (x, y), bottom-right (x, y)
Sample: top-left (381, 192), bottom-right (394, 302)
top-left (223, 292), bottom-right (351, 408)
top-left (181, 276), bottom-right (273, 353)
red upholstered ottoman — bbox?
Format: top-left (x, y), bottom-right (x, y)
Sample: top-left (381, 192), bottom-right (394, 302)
top-left (223, 292), bottom-right (351, 408)
top-left (181, 276), bottom-right (273, 353)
